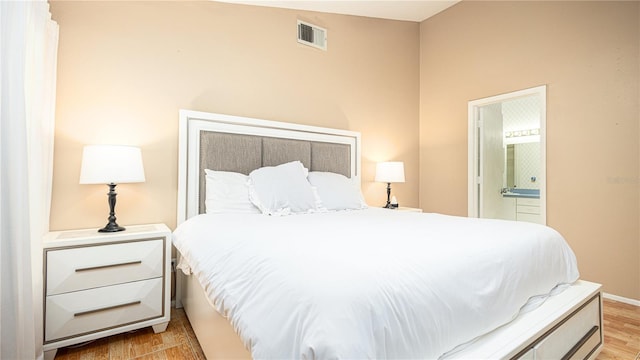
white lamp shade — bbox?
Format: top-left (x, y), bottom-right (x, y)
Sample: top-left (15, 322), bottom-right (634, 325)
top-left (375, 161), bottom-right (405, 183)
top-left (79, 145), bottom-right (145, 184)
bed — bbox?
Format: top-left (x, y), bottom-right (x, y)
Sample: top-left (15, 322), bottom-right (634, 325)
top-left (174, 109), bottom-right (603, 359)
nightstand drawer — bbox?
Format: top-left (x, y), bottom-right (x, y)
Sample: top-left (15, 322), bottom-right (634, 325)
top-left (46, 238), bottom-right (163, 295)
top-left (45, 277), bottom-right (163, 342)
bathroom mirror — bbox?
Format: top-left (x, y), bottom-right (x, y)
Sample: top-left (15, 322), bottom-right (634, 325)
top-left (505, 142), bottom-right (540, 189)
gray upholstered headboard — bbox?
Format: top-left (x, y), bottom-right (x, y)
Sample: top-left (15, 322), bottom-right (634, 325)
top-left (198, 132), bottom-right (352, 214)
top-left (177, 110), bottom-right (361, 224)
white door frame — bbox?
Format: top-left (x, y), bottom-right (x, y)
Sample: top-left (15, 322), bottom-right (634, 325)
top-left (467, 85), bottom-right (547, 224)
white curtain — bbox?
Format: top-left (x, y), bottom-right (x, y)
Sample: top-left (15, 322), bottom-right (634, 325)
top-left (0, 1), bottom-right (58, 359)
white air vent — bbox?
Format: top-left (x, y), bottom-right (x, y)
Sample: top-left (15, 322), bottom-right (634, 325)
top-left (297, 20), bottom-right (327, 51)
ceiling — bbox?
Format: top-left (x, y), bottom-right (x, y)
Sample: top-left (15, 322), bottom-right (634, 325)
top-left (215, 1), bottom-right (460, 22)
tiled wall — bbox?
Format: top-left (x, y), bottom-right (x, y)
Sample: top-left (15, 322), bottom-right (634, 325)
top-left (502, 96), bottom-right (540, 132)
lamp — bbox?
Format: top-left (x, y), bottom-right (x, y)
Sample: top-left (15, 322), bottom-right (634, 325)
top-left (375, 161), bottom-right (405, 208)
top-left (80, 145), bottom-right (145, 232)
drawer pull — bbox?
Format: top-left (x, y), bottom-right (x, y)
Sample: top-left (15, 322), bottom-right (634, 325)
top-left (75, 260), bottom-right (142, 272)
top-left (74, 300), bottom-right (142, 317)
top-left (561, 325), bottom-right (599, 360)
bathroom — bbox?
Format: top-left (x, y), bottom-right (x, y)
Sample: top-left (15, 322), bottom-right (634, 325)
top-left (470, 87), bottom-right (545, 225)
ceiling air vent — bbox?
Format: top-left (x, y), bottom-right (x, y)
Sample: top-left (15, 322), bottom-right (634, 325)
top-left (297, 20), bottom-right (327, 51)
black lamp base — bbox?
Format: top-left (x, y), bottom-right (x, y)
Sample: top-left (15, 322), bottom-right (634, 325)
top-left (382, 182), bottom-right (394, 209)
top-left (98, 183), bottom-right (126, 233)
top-left (98, 222), bottom-right (126, 233)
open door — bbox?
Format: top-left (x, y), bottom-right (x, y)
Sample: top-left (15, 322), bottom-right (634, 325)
top-left (478, 103), bottom-right (514, 220)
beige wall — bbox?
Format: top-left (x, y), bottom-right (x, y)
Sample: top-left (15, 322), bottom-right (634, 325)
top-left (49, 1), bottom-right (420, 231)
top-left (420, 1), bottom-right (640, 299)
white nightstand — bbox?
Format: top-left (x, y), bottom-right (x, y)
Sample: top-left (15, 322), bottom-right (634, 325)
top-left (392, 206), bottom-right (423, 213)
top-left (42, 224), bottom-right (171, 360)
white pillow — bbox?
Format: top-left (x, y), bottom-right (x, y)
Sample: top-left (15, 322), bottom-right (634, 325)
top-left (204, 169), bottom-right (261, 214)
top-left (248, 161), bottom-right (317, 216)
top-left (307, 171), bottom-right (368, 211)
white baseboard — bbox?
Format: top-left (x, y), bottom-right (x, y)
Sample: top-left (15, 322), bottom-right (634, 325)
top-left (603, 292), bottom-right (640, 307)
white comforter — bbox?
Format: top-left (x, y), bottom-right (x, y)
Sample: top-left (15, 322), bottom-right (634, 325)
top-left (173, 209), bottom-right (579, 359)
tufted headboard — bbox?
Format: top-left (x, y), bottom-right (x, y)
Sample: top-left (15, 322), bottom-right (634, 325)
top-left (177, 110), bottom-right (361, 224)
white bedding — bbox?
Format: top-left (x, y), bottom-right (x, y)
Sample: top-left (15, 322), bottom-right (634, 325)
top-left (173, 209), bottom-right (579, 359)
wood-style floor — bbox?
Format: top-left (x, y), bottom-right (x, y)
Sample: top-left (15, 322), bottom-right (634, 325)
top-left (54, 299), bottom-right (639, 359)
top-left (54, 308), bottom-right (206, 360)
top-left (598, 298), bottom-right (640, 360)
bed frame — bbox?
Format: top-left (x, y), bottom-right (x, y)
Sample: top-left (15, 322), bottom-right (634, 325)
top-left (175, 109), bottom-right (603, 360)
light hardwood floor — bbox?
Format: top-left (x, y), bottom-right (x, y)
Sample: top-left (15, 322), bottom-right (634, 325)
top-left (54, 298), bottom-right (639, 359)
top-left (54, 308), bottom-right (206, 360)
top-left (597, 298), bottom-right (640, 360)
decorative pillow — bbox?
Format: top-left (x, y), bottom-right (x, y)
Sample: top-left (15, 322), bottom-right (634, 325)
top-left (204, 169), bottom-right (260, 214)
top-left (248, 161), bottom-right (317, 216)
top-left (307, 171), bottom-right (368, 211)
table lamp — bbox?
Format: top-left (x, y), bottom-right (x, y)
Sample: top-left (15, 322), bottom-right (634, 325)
top-left (375, 161), bottom-right (405, 208)
top-left (79, 145), bottom-right (145, 232)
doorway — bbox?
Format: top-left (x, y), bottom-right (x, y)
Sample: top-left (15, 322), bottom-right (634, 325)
top-left (468, 86), bottom-right (546, 224)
